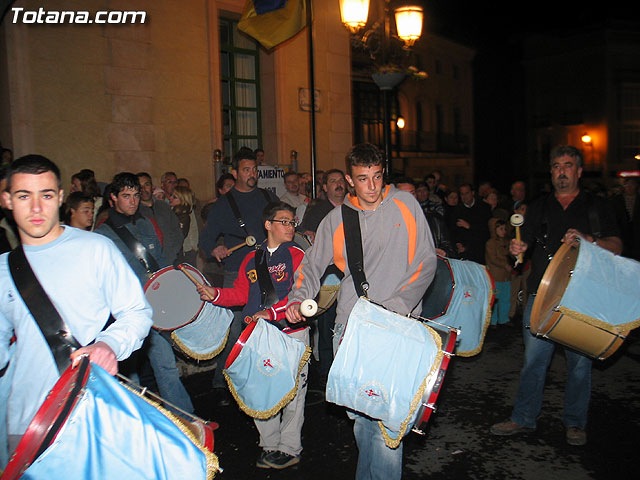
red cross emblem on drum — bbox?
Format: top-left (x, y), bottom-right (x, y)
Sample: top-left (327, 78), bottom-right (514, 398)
top-left (358, 383), bottom-right (387, 404)
top-left (257, 354), bottom-right (281, 376)
top-left (462, 285), bottom-right (476, 305)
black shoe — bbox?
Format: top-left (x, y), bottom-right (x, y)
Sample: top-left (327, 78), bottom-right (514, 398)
top-left (256, 450), bottom-right (277, 469)
top-left (264, 451), bottom-right (300, 469)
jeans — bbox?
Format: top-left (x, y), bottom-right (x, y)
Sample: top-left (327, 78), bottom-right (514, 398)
top-left (353, 414), bottom-right (403, 480)
top-left (147, 329), bottom-right (194, 414)
top-left (491, 281), bottom-right (511, 325)
top-left (511, 296), bottom-right (592, 429)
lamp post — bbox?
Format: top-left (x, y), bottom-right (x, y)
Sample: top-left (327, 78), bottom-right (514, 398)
top-left (339, 0), bottom-right (423, 177)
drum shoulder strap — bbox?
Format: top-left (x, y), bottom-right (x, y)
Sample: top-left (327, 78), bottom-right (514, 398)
top-left (8, 246), bottom-right (81, 374)
top-left (106, 217), bottom-right (159, 274)
top-left (226, 189), bottom-right (272, 237)
top-left (341, 204), bottom-right (368, 297)
top-left (254, 248), bottom-right (279, 308)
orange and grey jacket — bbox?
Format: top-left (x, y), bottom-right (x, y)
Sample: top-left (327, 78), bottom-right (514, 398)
top-left (288, 185), bottom-right (437, 325)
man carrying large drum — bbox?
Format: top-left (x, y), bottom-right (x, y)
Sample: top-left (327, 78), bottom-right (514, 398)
top-left (0, 156), bottom-right (153, 468)
top-left (286, 143), bottom-right (437, 480)
top-left (490, 145), bottom-right (622, 446)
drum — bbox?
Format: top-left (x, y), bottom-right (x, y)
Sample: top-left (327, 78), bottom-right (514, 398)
top-left (315, 267), bottom-right (342, 315)
top-left (144, 264), bottom-right (233, 360)
top-left (421, 256), bottom-right (494, 357)
top-left (2, 358), bottom-right (219, 480)
top-left (223, 319), bottom-right (311, 419)
top-left (326, 297), bottom-right (449, 448)
top-left (411, 323), bottom-right (457, 435)
top-left (530, 241), bottom-right (640, 360)
top-left (293, 232), bottom-right (312, 251)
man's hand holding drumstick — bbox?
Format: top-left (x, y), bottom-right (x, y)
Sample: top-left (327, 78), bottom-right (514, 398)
top-left (211, 236), bottom-right (256, 262)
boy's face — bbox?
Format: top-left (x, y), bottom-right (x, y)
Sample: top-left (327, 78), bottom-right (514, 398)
top-left (265, 209), bottom-right (296, 245)
top-left (496, 224), bottom-right (506, 238)
top-left (70, 201), bottom-right (94, 230)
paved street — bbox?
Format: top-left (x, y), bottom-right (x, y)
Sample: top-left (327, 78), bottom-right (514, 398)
top-left (184, 320), bottom-right (640, 479)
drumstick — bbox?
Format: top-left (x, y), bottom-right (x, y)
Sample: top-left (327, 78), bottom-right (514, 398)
top-left (510, 213), bottom-right (524, 266)
top-left (227, 235), bottom-right (257, 254)
top-left (174, 263), bottom-right (216, 301)
top-left (300, 299), bottom-right (318, 317)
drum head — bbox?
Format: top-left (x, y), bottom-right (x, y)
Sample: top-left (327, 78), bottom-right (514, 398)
top-left (3, 358), bottom-right (90, 480)
top-left (144, 264), bottom-right (206, 330)
top-left (421, 257), bottom-right (454, 319)
top-left (294, 232), bottom-right (312, 251)
top-left (530, 243), bottom-right (578, 334)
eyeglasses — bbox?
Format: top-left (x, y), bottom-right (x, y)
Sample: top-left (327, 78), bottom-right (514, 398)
top-left (269, 219), bottom-right (298, 228)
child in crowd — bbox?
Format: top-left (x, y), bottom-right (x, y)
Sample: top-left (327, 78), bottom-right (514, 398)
top-left (486, 218), bottom-right (512, 326)
top-left (197, 201), bottom-right (308, 470)
top-left (65, 191), bottom-right (95, 231)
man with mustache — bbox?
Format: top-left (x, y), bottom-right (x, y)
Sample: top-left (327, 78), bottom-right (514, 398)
top-left (298, 169), bottom-right (347, 243)
top-left (490, 145), bottom-right (621, 446)
top-left (199, 148), bottom-right (279, 404)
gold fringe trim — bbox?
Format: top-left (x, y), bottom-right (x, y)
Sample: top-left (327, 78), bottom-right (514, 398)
top-left (224, 345), bottom-right (313, 420)
top-left (122, 383), bottom-right (220, 479)
top-left (457, 267), bottom-right (494, 357)
top-left (171, 326), bottom-right (230, 361)
top-left (378, 323), bottom-right (444, 449)
top-left (557, 306), bottom-right (640, 334)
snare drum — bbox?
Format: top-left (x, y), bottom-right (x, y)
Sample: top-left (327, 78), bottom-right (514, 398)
top-left (326, 297), bottom-right (449, 448)
top-left (223, 319), bottom-right (311, 419)
top-left (2, 358), bottom-right (219, 479)
top-left (421, 256), bottom-right (494, 357)
top-left (144, 264), bottom-right (233, 360)
top-left (530, 241), bottom-right (640, 360)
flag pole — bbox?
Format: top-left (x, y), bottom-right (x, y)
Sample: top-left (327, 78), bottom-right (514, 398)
top-left (307, 0), bottom-right (318, 199)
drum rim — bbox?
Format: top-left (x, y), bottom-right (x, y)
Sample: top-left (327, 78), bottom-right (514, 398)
top-left (144, 264), bottom-right (207, 331)
top-left (530, 242), bottom-right (577, 334)
top-left (225, 319), bottom-right (259, 369)
top-left (3, 358), bottom-right (90, 479)
top-left (422, 256), bottom-right (456, 320)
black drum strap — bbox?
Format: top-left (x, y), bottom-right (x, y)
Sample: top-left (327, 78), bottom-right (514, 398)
top-left (8, 246), bottom-right (81, 374)
top-left (226, 188), bottom-right (272, 239)
top-left (105, 217), bottom-right (159, 275)
top-left (255, 249), bottom-right (278, 308)
top-left (341, 204), bottom-right (369, 297)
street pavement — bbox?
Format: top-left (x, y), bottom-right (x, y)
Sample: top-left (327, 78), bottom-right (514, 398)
top-left (184, 320), bottom-right (640, 479)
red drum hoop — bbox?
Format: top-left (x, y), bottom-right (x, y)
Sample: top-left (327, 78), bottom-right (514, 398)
top-left (2, 358), bottom-right (91, 479)
top-left (3, 358), bottom-right (218, 480)
top-left (411, 324), bottom-right (458, 434)
top-left (225, 319), bottom-right (259, 369)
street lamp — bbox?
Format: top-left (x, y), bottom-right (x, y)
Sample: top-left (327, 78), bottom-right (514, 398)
top-left (339, 0), bottom-right (424, 176)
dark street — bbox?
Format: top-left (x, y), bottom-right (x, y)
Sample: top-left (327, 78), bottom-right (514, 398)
top-left (182, 321), bottom-right (640, 479)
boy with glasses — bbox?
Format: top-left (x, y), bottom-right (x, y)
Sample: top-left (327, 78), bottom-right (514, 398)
top-left (197, 201), bottom-right (307, 470)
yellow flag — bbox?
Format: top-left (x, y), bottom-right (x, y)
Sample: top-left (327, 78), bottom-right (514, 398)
top-left (238, 0), bottom-right (307, 50)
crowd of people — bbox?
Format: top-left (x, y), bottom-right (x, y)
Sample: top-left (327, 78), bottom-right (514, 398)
top-left (1, 142), bottom-right (639, 477)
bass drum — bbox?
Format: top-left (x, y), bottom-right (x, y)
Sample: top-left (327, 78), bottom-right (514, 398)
top-left (3, 357), bottom-right (219, 480)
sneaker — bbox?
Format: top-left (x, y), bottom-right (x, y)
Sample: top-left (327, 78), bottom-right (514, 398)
top-left (264, 451), bottom-right (300, 469)
top-left (490, 419), bottom-right (535, 436)
top-left (566, 426), bottom-right (587, 446)
top-left (256, 450), bottom-right (276, 469)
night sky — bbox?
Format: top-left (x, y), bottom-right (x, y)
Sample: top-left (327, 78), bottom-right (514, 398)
top-left (419, 1), bottom-right (636, 191)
